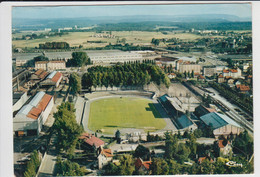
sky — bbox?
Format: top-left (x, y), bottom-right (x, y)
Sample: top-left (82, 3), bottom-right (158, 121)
top-left (12, 3), bottom-right (252, 19)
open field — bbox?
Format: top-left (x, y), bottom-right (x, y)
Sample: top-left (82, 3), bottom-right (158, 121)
top-left (88, 97), bottom-right (166, 134)
top-left (12, 31), bottom-right (224, 49)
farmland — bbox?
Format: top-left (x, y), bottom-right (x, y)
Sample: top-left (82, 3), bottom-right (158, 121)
top-left (88, 97), bottom-right (167, 135)
top-left (12, 31), bottom-right (224, 49)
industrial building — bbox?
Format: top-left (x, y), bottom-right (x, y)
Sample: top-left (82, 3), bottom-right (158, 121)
top-left (40, 71), bottom-right (63, 88)
top-left (13, 91), bottom-right (54, 136)
top-left (86, 50), bottom-right (143, 64)
top-left (13, 91), bottom-right (30, 112)
top-left (200, 112), bottom-right (244, 138)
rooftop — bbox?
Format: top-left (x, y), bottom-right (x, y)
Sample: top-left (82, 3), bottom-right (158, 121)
top-left (175, 114), bottom-right (194, 129)
top-left (200, 112), bottom-right (241, 130)
top-left (79, 133), bottom-right (105, 148)
top-left (16, 91), bottom-right (52, 120)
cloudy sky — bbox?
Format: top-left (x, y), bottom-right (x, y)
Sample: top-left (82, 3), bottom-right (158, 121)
top-left (12, 3), bottom-right (252, 19)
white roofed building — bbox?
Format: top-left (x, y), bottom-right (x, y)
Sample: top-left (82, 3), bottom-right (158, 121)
top-left (86, 50), bottom-right (143, 64)
top-left (13, 91), bottom-right (54, 136)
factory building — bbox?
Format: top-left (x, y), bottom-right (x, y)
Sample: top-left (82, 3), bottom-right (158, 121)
top-left (40, 71), bottom-right (62, 88)
top-left (86, 50), bottom-right (143, 64)
top-left (13, 91), bottom-right (54, 136)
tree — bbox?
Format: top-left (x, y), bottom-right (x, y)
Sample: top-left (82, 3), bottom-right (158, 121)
top-left (186, 133), bottom-right (197, 159)
top-left (168, 159), bottom-right (181, 175)
top-left (115, 130), bottom-right (121, 144)
top-left (175, 143), bottom-right (191, 163)
top-left (69, 73), bottom-right (81, 95)
top-left (118, 154), bottom-right (135, 175)
top-left (24, 150), bottom-right (40, 177)
top-left (194, 129), bottom-right (203, 138)
top-left (53, 102), bottom-right (83, 153)
top-left (56, 157), bottom-right (87, 176)
top-left (165, 134), bottom-right (178, 159)
top-left (103, 162), bottom-right (120, 175)
top-left (198, 159), bottom-right (214, 174)
top-left (134, 145), bottom-right (150, 161)
top-left (33, 55), bottom-right (49, 62)
top-left (71, 51), bottom-right (88, 67)
top-left (150, 158), bottom-right (169, 175)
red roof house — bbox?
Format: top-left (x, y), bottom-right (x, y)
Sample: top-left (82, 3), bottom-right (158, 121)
top-left (79, 133), bottom-right (105, 148)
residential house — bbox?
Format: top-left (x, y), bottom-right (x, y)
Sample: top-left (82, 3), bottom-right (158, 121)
top-left (168, 73), bottom-right (176, 79)
top-left (218, 140), bottom-right (233, 157)
top-left (97, 147), bottom-right (113, 169)
top-left (198, 156), bottom-right (214, 164)
top-left (79, 133), bottom-right (105, 149)
top-left (236, 85), bottom-right (250, 94)
top-left (217, 74), bottom-right (225, 83)
top-left (134, 157), bottom-right (152, 175)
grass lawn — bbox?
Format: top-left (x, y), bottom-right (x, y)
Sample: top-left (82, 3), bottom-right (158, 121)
top-left (88, 97), bottom-right (166, 135)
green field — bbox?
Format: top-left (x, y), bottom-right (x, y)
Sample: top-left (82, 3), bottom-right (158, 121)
top-left (88, 97), bottom-right (166, 134)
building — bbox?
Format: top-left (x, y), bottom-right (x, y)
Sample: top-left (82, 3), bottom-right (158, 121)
top-left (97, 148), bottom-right (113, 169)
top-left (35, 60), bottom-right (66, 71)
top-left (134, 158), bottom-right (152, 175)
top-left (79, 133), bottom-right (105, 149)
top-left (222, 68), bottom-right (242, 78)
top-left (13, 91), bottom-right (30, 112)
top-left (31, 69), bottom-right (49, 81)
top-left (194, 105), bottom-right (216, 118)
top-left (200, 112), bottom-right (244, 138)
top-left (218, 140), bottom-right (233, 157)
top-left (203, 66), bottom-right (216, 76)
top-left (178, 62), bottom-right (201, 74)
top-left (217, 75), bottom-right (225, 83)
top-left (198, 156), bottom-right (214, 164)
top-left (40, 71), bottom-right (62, 88)
top-left (13, 91), bottom-right (54, 136)
top-left (15, 60), bottom-right (27, 67)
top-left (86, 50), bottom-right (143, 64)
top-left (168, 73), bottom-right (176, 79)
top-left (236, 85), bottom-right (250, 94)
top-left (174, 114), bottom-right (198, 132)
top-left (154, 57), bottom-right (177, 67)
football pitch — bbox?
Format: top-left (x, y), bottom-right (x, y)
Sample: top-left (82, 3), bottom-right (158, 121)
top-left (88, 97), bottom-right (167, 134)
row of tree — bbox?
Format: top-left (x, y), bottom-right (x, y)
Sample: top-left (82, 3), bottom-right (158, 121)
top-left (39, 42), bottom-right (70, 49)
top-left (82, 63), bottom-right (170, 91)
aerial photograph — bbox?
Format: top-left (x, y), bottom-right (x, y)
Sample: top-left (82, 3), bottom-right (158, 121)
top-left (11, 3), bottom-right (253, 176)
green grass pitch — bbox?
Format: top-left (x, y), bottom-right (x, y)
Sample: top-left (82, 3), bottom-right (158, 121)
top-left (88, 97), bottom-right (166, 134)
